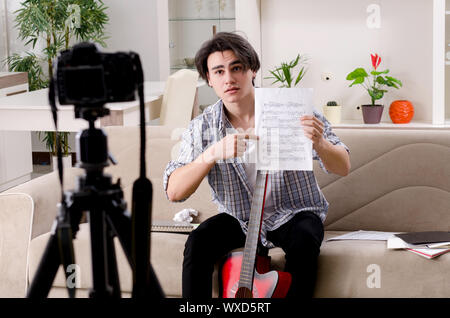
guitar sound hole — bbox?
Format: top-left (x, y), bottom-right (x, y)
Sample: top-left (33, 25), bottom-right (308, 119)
top-left (235, 287), bottom-right (253, 298)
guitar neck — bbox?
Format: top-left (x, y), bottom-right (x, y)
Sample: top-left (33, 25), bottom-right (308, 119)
top-left (238, 170), bottom-right (269, 291)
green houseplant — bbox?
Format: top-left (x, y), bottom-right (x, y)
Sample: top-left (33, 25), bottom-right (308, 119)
top-left (265, 53), bottom-right (309, 87)
top-left (38, 130), bottom-right (70, 157)
top-left (346, 53), bottom-right (402, 124)
top-left (5, 0), bottom-right (108, 165)
top-left (322, 100), bottom-right (341, 125)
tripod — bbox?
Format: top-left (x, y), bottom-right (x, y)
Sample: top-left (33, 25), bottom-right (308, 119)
top-left (27, 106), bottom-right (164, 299)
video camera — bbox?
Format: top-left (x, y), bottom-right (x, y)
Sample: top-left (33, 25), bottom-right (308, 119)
top-left (55, 42), bottom-right (138, 107)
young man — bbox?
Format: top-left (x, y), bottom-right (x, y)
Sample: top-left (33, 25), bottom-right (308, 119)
top-left (163, 32), bottom-right (350, 298)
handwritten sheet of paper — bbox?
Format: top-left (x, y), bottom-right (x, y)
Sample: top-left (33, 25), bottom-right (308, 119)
top-left (255, 88), bottom-right (313, 171)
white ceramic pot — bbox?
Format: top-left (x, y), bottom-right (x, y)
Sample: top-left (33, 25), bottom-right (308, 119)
top-left (322, 105), bottom-right (342, 124)
top-left (52, 155), bottom-right (72, 171)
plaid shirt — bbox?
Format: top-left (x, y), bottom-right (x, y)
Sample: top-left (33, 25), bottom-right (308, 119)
top-left (163, 99), bottom-right (349, 247)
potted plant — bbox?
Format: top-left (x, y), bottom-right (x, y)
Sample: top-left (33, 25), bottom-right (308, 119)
top-left (38, 131), bottom-right (72, 170)
top-left (322, 100), bottom-right (341, 125)
top-left (346, 53), bottom-right (402, 124)
top-left (265, 53), bottom-right (309, 87)
top-left (5, 0), bottom-right (108, 164)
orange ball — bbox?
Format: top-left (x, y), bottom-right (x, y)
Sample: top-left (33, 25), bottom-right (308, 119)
top-left (389, 100), bottom-right (414, 124)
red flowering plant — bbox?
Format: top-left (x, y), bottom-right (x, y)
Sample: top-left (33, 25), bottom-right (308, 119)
top-left (346, 53), bottom-right (402, 106)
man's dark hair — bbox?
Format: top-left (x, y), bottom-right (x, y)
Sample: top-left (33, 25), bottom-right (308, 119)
top-left (195, 32), bottom-right (260, 84)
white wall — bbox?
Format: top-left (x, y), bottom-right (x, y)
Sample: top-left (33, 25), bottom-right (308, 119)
top-left (103, 0), bottom-right (160, 81)
top-left (258, 0), bottom-right (433, 122)
top-left (446, 0), bottom-right (450, 120)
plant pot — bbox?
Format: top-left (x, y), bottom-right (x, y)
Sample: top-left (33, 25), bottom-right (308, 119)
top-left (389, 100), bottom-right (414, 124)
top-left (360, 105), bottom-right (384, 124)
top-left (52, 155), bottom-right (72, 171)
top-left (322, 105), bottom-right (342, 124)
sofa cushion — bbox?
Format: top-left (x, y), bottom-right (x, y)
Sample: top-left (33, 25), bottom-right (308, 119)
top-left (220, 231), bottom-right (450, 298)
top-left (28, 227), bottom-right (450, 298)
top-left (28, 223), bottom-right (190, 298)
top-left (314, 231), bottom-right (450, 297)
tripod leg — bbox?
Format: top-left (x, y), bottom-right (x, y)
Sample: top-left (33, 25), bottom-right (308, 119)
top-left (27, 226), bottom-right (62, 298)
top-left (57, 203), bottom-right (84, 298)
top-left (57, 224), bottom-right (76, 298)
top-left (105, 225), bottom-right (121, 298)
top-left (148, 263), bottom-right (165, 299)
top-left (87, 209), bottom-right (112, 298)
top-left (28, 200), bottom-right (83, 299)
top-left (106, 210), bottom-right (164, 299)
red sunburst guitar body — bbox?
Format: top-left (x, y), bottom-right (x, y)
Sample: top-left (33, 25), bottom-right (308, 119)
top-left (219, 171), bottom-right (292, 298)
top-left (220, 252), bottom-right (292, 298)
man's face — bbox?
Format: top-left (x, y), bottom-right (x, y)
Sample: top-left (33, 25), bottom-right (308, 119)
top-left (206, 50), bottom-right (256, 105)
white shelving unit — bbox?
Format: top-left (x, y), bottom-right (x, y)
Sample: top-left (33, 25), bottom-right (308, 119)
top-left (0, 72), bottom-right (31, 192)
top-left (334, 120), bottom-right (450, 130)
top-left (168, 0), bottom-right (236, 74)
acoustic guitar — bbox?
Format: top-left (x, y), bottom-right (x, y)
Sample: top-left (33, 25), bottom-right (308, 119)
top-left (219, 170), bottom-right (292, 298)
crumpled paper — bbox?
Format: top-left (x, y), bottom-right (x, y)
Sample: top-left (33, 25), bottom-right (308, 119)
top-left (173, 208), bottom-right (198, 223)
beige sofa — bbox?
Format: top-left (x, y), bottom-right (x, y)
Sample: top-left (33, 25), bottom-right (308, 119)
top-left (1, 125), bottom-right (450, 298)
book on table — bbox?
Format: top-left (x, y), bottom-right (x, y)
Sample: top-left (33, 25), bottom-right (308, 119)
top-left (151, 220), bottom-right (198, 233)
top-left (388, 231), bottom-right (450, 259)
top-left (405, 247), bottom-right (450, 260)
top-left (394, 231), bottom-right (450, 245)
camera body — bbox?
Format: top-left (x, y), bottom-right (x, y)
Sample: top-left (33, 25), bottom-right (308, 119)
top-left (55, 42), bottom-right (138, 106)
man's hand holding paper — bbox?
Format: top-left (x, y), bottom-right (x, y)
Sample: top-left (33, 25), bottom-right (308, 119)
top-left (300, 114), bottom-right (325, 150)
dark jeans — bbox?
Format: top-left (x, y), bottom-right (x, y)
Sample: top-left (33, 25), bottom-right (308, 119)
top-left (182, 211), bottom-right (324, 298)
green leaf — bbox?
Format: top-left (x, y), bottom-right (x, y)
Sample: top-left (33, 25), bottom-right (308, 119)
top-left (385, 81), bottom-right (399, 89)
top-left (294, 66), bottom-right (306, 86)
top-left (371, 69), bottom-right (389, 75)
top-left (282, 65), bottom-right (292, 88)
top-left (349, 77), bottom-right (365, 87)
top-left (369, 88), bottom-right (385, 101)
top-left (289, 54), bottom-right (300, 68)
top-left (385, 76), bottom-right (403, 87)
top-left (346, 68), bottom-right (368, 80)
top-left (376, 76), bottom-right (387, 85)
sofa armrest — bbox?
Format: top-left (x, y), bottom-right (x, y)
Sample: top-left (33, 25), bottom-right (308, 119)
top-left (0, 193), bottom-right (34, 297)
top-left (3, 167), bottom-right (82, 239)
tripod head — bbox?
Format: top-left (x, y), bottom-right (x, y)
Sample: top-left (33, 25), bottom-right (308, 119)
top-left (75, 108), bottom-right (110, 174)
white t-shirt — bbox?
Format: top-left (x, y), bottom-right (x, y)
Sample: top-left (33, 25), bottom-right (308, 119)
top-left (242, 139), bottom-right (276, 220)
